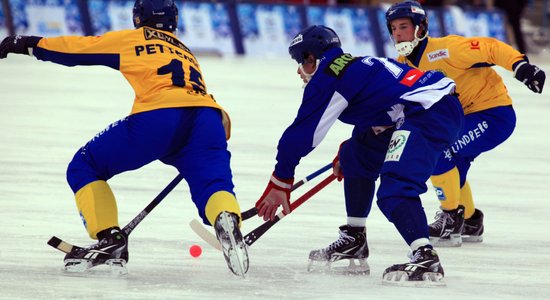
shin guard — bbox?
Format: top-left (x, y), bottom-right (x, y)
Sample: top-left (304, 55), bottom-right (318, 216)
top-left (75, 180), bottom-right (119, 239)
top-left (431, 167), bottom-right (460, 210)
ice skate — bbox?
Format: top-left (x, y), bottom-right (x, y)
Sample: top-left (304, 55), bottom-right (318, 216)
top-left (462, 208), bottom-right (484, 242)
top-left (307, 225), bottom-right (369, 275)
top-left (382, 246), bottom-right (445, 287)
top-left (63, 227), bottom-right (128, 275)
top-left (429, 205), bottom-right (465, 247)
top-left (214, 211), bottom-right (249, 278)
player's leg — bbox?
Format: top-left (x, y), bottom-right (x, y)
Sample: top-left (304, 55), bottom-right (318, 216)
top-left (163, 107), bottom-right (246, 276)
top-left (429, 155), bottom-right (466, 247)
top-left (308, 129), bottom-right (389, 274)
top-left (64, 109), bottom-right (185, 271)
top-left (378, 95), bottom-right (463, 285)
top-left (430, 106), bottom-right (516, 244)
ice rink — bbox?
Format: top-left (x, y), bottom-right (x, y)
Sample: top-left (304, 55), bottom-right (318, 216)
top-left (0, 52), bottom-right (549, 299)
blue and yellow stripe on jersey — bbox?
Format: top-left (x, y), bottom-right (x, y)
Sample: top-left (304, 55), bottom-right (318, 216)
top-left (32, 27), bottom-right (230, 137)
top-left (396, 35), bottom-right (524, 115)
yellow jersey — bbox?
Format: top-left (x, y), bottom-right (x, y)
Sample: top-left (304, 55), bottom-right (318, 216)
top-left (33, 27), bottom-right (226, 117)
top-left (396, 35), bottom-right (524, 114)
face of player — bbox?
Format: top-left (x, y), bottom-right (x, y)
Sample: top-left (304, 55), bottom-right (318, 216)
top-left (297, 55), bottom-right (317, 84)
top-left (390, 18), bottom-right (416, 43)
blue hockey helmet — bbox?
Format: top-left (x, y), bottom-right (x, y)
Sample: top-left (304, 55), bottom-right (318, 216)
top-left (133, 0), bottom-right (179, 32)
top-left (385, 1), bottom-right (428, 35)
top-left (288, 25), bottom-right (341, 64)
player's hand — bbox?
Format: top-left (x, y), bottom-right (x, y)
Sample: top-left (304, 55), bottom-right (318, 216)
top-left (256, 173), bottom-right (293, 221)
top-left (332, 140), bottom-right (348, 182)
top-left (0, 35), bottom-right (41, 59)
top-left (514, 60), bottom-right (546, 93)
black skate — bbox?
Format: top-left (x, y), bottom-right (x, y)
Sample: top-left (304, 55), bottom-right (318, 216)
top-left (429, 205), bottom-right (465, 247)
top-left (382, 246), bottom-right (445, 287)
top-left (214, 211), bottom-right (249, 278)
top-left (462, 208), bottom-right (484, 242)
top-left (63, 227), bottom-right (128, 275)
top-left (307, 225), bottom-right (369, 275)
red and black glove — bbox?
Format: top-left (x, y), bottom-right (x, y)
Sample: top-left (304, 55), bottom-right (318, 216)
top-left (0, 35), bottom-right (42, 59)
top-left (255, 173), bottom-right (294, 221)
top-left (333, 140), bottom-right (348, 182)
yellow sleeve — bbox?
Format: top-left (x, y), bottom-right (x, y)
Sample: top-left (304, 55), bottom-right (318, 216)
top-left (446, 35), bottom-right (524, 71)
top-left (33, 30), bottom-right (130, 69)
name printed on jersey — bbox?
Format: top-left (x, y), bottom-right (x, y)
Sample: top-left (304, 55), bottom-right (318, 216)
top-left (135, 28), bottom-right (198, 66)
top-left (427, 49), bottom-right (450, 62)
top-left (324, 53), bottom-right (358, 78)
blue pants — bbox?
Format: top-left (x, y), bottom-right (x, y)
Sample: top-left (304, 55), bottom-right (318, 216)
top-left (340, 95), bottom-right (464, 245)
top-left (433, 105), bottom-right (516, 185)
top-left (66, 107), bottom-right (234, 223)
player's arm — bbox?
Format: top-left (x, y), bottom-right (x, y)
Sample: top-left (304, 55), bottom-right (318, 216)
top-left (256, 83), bottom-right (346, 221)
top-left (274, 83), bottom-right (347, 179)
top-left (0, 31), bottom-right (124, 69)
top-left (450, 36), bottom-right (545, 93)
top-left (32, 32), bottom-right (124, 69)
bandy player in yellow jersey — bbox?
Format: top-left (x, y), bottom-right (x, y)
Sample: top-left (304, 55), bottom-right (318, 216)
top-left (385, 1), bottom-right (545, 247)
top-left (0, 0), bottom-right (248, 276)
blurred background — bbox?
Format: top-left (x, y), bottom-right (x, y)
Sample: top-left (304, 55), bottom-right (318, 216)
top-left (1, 0), bottom-right (548, 58)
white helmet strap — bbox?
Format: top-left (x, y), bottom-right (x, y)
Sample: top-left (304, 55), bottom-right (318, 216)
top-left (393, 25), bottom-right (428, 57)
top-left (299, 59), bottom-right (320, 88)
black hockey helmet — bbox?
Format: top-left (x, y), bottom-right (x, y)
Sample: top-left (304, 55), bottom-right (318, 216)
top-left (288, 25), bottom-right (341, 64)
top-left (133, 0), bottom-right (178, 32)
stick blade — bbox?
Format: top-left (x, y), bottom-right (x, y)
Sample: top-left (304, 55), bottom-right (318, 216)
top-left (47, 236), bottom-right (75, 254)
top-left (189, 219), bottom-right (222, 251)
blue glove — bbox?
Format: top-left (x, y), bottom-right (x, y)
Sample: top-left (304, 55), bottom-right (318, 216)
top-left (513, 60), bottom-right (546, 94)
top-left (0, 35), bottom-right (42, 59)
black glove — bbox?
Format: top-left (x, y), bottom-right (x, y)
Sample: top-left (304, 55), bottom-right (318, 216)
top-left (513, 60), bottom-right (546, 94)
top-left (0, 35), bottom-right (42, 59)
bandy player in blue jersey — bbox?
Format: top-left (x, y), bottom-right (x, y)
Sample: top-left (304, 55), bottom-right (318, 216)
top-left (254, 25), bottom-right (464, 286)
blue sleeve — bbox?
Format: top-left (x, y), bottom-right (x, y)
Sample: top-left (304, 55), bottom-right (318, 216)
top-left (274, 82), bottom-right (338, 179)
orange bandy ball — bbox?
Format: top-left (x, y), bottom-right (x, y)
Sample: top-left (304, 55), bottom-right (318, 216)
top-left (189, 244), bottom-right (202, 258)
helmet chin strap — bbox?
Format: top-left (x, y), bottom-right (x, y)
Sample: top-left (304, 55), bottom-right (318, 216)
top-left (393, 25), bottom-right (428, 57)
top-left (299, 59), bottom-right (320, 88)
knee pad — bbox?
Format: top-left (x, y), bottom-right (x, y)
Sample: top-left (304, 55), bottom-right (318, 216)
top-left (67, 152), bottom-right (99, 193)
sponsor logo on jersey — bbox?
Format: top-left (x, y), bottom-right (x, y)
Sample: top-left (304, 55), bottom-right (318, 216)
top-left (385, 130), bottom-right (410, 162)
top-left (143, 28), bottom-right (191, 53)
top-left (399, 68), bottom-right (424, 87)
top-left (427, 49), bottom-right (449, 62)
top-left (324, 53), bottom-right (357, 78)
top-left (470, 40), bottom-right (480, 50)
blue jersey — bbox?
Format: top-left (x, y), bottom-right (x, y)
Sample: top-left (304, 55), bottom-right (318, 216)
top-left (275, 48), bottom-right (456, 178)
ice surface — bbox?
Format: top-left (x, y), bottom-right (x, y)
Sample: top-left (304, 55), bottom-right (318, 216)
top-left (1, 53), bottom-right (549, 299)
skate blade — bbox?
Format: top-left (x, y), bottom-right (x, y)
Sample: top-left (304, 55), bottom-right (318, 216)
top-left (64, 259), bottom-right (128, 276)
top-left (106, 259), bottom-right (128, 276)
top-left (217, 212), bottom-right (249, 278)
top-left (429, 234), bottom-right (462, 247)
top-left (462, 235), bottom-right (483, 243)
top-left (307, 258), bottom-right (370, 275)
top-left (382, 271), bottom-right (446, 288)
top-left (64, 259), bottom-right (92, 273)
